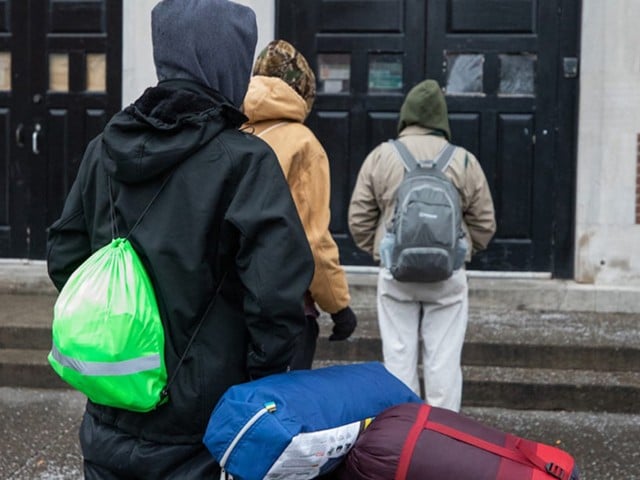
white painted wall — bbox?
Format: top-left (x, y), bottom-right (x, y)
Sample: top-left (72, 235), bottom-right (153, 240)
top-left (122, 0), bottom-right (275, 107)
top-left (122, 0), bottom-right (157, 106)
top-left (575, 0), bottom-right (640, 285)
top-left (234, 0), bottom-right (276, 56)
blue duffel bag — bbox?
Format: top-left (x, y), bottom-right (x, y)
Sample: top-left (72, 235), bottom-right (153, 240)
top-left (203, 362), bottom-right (422, 480)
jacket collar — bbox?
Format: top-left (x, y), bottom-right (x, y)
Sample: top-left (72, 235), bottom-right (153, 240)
top-left (398, 125), bottom-right (445, 138)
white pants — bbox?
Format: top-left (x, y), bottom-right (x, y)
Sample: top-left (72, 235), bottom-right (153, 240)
top-left (377, 268), bottom-right (468, 412)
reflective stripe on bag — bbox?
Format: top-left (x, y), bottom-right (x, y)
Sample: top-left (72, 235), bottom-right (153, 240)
top-left (50, 346), bottom-right (161, 376)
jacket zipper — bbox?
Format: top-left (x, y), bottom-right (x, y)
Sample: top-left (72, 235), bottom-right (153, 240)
top-left (219, 401), bottom-right (277, 478)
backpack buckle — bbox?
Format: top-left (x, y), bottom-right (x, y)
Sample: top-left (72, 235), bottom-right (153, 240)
top-left (417, 160), bottom-right (435, 169)
top-left (546, 462), bottom-right (567, 480)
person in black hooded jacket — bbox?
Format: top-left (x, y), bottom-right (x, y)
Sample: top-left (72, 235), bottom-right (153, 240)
top-left (46, 1), bottom-right (314, 478)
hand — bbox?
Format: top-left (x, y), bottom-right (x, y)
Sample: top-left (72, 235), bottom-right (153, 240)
top-left (329, 306), bottom-right (357, 341)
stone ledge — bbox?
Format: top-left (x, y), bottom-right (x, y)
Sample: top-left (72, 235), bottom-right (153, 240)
top-left (1, 261), bottom-right (639, 313)
top-left (345, 267), bottom-right (640, 314)
top-left (0, 260), bottom-right (56, 295)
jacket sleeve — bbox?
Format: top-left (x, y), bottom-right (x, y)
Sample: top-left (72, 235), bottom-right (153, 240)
top-left (348, 152), bottom-right (381, 256)
top-left (298, 146), bottom-right (350, 314)
top-left (226, 141), bottom-right (314, 378)
top-left (461, 153), bottom-right (497, 255)
top-left (46, 168), bottom-right (92, 292)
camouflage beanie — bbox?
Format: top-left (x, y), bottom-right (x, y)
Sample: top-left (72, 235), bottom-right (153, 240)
top-left (253, 40), bottom-right (316, 111)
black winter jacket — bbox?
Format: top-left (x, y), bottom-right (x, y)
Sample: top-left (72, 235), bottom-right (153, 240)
top-left (47, 80), bottom-right (314, 444)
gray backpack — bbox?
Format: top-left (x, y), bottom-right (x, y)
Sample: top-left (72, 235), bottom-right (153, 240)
top-left (381, 139), bottom-right (467, 282)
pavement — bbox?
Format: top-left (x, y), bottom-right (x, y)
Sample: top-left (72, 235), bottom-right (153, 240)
top-left (1, 387), bottom-right (639, 480)
top-left (0, 388), bottom-right (84, 480)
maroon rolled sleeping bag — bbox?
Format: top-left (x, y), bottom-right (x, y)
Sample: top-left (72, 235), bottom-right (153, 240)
top-left (338, 403), bottom-right (579, 480)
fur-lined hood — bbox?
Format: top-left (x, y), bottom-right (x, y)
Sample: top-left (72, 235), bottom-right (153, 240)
top-left (101, 80), bottom-right (246, 183)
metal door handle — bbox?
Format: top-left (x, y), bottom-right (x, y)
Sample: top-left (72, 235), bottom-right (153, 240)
top-left (15, 124), bottom-right (25, 147)
top-left (32, 123), bottom-right (42, 155)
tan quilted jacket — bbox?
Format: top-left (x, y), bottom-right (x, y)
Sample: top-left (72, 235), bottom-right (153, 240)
top-left (242, 75), bottom-right (350, 313)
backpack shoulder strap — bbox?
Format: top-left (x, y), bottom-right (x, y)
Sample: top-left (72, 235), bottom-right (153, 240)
top-left (433, 143), bottom-right (457, 172)
top-left (161, 271), bottom-right (228, 400)
top-left (389, 139), bottom-right (419, 172)
top-left (108, 169), bottom-right (175, 240)
top-left (390, 139), bottom-right (457, 173)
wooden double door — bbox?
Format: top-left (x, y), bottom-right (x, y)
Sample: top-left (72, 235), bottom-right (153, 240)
top-left (0, 0), bottom-right (122, 259)
top-left (277, 0), bottom-right (580, 277)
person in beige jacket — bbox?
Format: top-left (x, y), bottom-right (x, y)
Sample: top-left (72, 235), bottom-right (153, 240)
top-left (349, 79), bottom-right (496, 411)
top-left (243, 40), bottom-right (357, 369)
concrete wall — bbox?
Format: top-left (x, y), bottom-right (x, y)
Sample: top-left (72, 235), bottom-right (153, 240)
top-left (575, 0), bottom-right (640, 285)
top-left (121, 0), bottom-right (275, 107)
top-left (122, 0), bottom-right (157, 106)
top-left (234, 0), bottom-right (276, 56)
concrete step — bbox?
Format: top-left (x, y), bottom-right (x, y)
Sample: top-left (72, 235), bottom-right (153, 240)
top-left (0, 293), bottom-right (55, 350)
top-left (0, 325), bottom-right (52, 350)
top-left (313, 360), bottom-right (640, 414)
top-left (463, 365), bottom-right (640, 413)
top-left (2, 292), bottom-right (640, 412)
top-left (4, 262), bottom-right (640, 314)
top-left (8, 307), bottom-right (640, 372)
top-left (316, 337), bottom-right (640, 372)
top-left (0, 349), bottom-right (66, 389)
top-left (12, 341), bottom-right (639, 413)
top-left (316, 309), bottom-right (640, 372)
top-left (312, 307), bottom-right (640, 412)
top-left (317, 326), bottom-right (640, 372)
top-left (344, 271), bottom-right (640, 314)
top-left (7, 345), bottom-right (638, 413)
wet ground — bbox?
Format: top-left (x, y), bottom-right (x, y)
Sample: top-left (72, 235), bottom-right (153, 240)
top-left (1, 387), bottom-right (639, 480)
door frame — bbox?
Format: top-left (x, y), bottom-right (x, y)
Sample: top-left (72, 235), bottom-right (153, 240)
top-left (551, 0), bottom-right (581, 279)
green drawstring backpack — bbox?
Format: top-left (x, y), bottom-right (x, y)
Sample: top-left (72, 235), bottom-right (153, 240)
top-left (49, 237), bottom-right (167, 411)
top-left (48, 173), bottom-right (225, 412)
top-left (48, 175), bottom-right (171, 412)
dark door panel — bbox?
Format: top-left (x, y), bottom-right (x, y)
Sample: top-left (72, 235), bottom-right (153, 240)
top-left (0, 0), bottom-right (29, 257)
top-left (449, 0), bottom-right (537, 33)
top-left (0, 107), bottom-right (11, 252)
top-left (0, 0), bottom-right (121, 259)
top-left (312, 110), bottom-right (351, 231)
top-left (426, 0), bottom-right (561, 272)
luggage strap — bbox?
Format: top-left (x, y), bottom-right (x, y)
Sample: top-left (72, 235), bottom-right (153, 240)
top-left (395, 404), bottom-right (431, 480)
top-left (395, 404), bottom-right (570, 480)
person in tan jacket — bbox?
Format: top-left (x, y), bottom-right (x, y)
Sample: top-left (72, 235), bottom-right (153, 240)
top-left (348, 79), bottom-right (496, 411)
top-left (243, 40), bottom-right (357, 369)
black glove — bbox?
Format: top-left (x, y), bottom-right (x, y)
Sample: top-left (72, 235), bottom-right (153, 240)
top-left (329, 306), bottom-right (357, 341)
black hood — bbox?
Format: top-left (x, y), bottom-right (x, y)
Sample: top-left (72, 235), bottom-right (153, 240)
top-left (151, 0), bottom-right (257, 107)
top-left (101, 80), bottom-right (246, 183)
